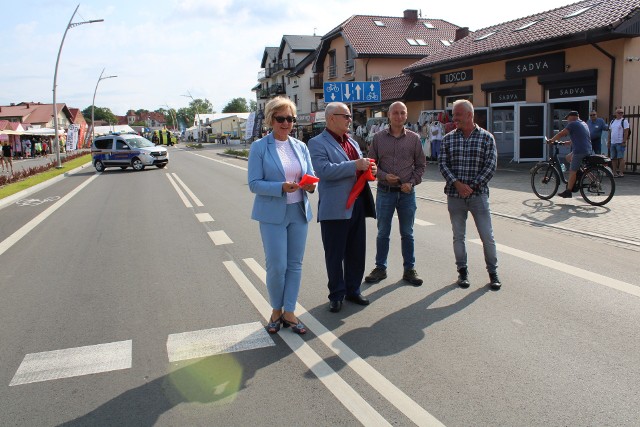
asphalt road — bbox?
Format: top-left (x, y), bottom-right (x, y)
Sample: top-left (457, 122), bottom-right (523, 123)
top-left (1, 144), bottom-right (639, 426)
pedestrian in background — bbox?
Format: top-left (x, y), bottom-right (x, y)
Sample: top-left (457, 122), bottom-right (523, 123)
top-left (248, 96), bottom-right (317, 335)
top-left (365, 101), bottom-right (426, 287)
top-left (439, 99), bottom-right (501, 290)
top-left (607, 108), bottom-right (630, 178)
top-left (587, 110), bottom-right (607, 155)
top-left (1, 142), bottom-right (13, 175)
top-left (309, 102), bottom-right (377, 313)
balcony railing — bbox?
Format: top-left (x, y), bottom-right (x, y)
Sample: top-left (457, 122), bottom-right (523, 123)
top-left (268, 83), bottom-right (285, 96)
top-left (310, 74), bottom-right (323, 89)
top-left (345, 59), bottom-right (354, 74)
top-left (328, 65), bottom-right (337, 79)
top-left (265, 67), bottom-right (273, 78)
top-left (258, 89), bottom-right (269, 99)
top-left (310, 100), bottom-right (326, 112)
top-left (282, 58), bottom-right (296, 70)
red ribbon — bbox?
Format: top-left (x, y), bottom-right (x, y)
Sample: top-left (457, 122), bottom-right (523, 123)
top-left (346, 160), bottom-right (376, 209)
top-left (298, 174), bottom-right (320, 187)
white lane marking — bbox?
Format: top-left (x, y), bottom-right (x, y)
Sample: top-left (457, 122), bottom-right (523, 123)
top-left (171, 173), bottom-right (204, 207)
top-left (196, 213), bottom-right (214, 222)
top-left (415, 218), bottom-right (434, 226)
top-left (167, 322), bottom-right (274, 362)
top-left (223, 261), bottom-right (391, 427)
top-left (243, 257), bottom-right (445, 427)
top-left (166, 173), bottom-right (192, 208)
top-left (191, 152), bottom-right (248, 171)
top-left (470, 239), bottom-right (640, 298)
top-left (10, 340), bottom-right (132, 386)
top-left (208, 231), bottom-right (233, 245)
top-left (0, 174), bottom-right (99, 257)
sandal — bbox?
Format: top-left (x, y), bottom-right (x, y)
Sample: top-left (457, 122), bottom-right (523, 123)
top-left (281, 316), bottom-right (307, 335)
top-left (266, 314), bottom-right (282, 334)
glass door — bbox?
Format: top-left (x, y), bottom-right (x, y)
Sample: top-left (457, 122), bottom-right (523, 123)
top-left (490, 107), bottom-right (515, 160)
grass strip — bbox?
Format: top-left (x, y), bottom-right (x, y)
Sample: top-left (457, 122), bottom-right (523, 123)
top-left (0, 154), bottom-right (92, 200)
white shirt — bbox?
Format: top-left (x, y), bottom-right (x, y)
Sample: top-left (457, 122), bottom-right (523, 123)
top-left (609, 118), bottom-right (629, 144)
top-left (275, 138), bottom-right (303, 204)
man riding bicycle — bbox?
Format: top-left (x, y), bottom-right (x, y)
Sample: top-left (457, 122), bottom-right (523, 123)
top-left (547, 111), bottom-right (593, 198)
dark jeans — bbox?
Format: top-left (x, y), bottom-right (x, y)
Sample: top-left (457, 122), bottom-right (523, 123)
top-left (320, 196), bottom-right (367, 301)
top-left (591, 138), bottom-right (602, 155)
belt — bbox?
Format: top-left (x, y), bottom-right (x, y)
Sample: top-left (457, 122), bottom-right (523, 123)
top-left (378, 184), bottom-right (401, 192)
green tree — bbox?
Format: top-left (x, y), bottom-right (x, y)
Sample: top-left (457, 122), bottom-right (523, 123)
top-left (177, 98), bottom-right (214, 127)
top-left (222, 97), bottom-right (250, 113)
top-left (81, 106), bottom-right (117, 124)
top-left (249, 100), bottom-right (257, 112)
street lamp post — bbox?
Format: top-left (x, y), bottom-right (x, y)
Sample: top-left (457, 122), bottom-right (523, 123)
top-left (91, 68), bottom-right (117, 144)
top-left (52, 4), bottom-right (103, 168)
top-left (181, 92), bottom-right (202, 142)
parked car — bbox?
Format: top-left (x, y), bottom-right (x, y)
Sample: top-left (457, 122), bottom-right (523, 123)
top-left (91, 133), bottom-right (169, 172)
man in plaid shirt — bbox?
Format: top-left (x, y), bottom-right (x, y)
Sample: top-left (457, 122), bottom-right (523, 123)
top-left (439, 100), bottom-right (501, 290)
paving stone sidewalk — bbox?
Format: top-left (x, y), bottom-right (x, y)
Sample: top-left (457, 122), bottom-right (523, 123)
top-left (416, 160), bottom-right (640, 247)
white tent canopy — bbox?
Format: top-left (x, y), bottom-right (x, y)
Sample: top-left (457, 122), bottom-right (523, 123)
top-left (93, 125), bottom-right (136, 136)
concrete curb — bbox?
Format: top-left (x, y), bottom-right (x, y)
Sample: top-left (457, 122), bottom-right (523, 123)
top-left (0, 162), bottom-right (93, 211)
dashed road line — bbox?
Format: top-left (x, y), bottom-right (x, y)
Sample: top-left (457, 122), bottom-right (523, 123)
top-left (242, 257), bottom-right (445, 427)
top-left (167, 322), bottom-right (274, 362)
top-left (195, 213), bottom-right (214, 222)
top-left (208, 230), bottom-right (233, 245)
top-left (10, 340), bottom-right (132, 386)
top-left (471, 239), bottom-right (640, 297)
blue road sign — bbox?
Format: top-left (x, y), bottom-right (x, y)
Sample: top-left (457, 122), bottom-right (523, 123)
top-left (323, 81), bottom-right (381, 103)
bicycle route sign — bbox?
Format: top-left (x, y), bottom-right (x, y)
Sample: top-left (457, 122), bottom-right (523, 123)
top-left (323, 81), bottom-right (381, 103)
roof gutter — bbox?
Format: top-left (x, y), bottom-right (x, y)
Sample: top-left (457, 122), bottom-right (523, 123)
top-left (590, 42), bottom-right (616, 116)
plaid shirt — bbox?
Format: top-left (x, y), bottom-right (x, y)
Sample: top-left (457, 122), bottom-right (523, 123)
top-left (439, 124), bottom-right (497, 198)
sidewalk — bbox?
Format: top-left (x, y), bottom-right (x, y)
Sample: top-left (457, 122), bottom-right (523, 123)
top-left (4, 151), bottom-right (83, 175)
top-left (417, 159), bottom-right (640, 247)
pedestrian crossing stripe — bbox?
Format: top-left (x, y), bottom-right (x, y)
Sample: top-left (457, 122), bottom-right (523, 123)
top-left (10, 340), bottom-right (132, 386)
top-left (166, 322), bottom-right (275, 362)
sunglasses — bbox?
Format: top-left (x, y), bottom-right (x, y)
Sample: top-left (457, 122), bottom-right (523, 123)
top-left (333, 113), bottom-right (352, 119)
top-left (274, 115), bottom-right (296, 123)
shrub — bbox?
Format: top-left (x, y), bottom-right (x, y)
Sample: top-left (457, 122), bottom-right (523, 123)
top-left (0, 151), bottom-right (89, 187)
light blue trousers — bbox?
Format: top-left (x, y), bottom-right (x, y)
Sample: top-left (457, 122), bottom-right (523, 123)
top-left (259, 202), bottom-right (308, 312)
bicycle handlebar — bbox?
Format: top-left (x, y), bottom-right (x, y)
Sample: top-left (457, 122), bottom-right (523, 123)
top-left (544, 137), bottom-right (567, 146)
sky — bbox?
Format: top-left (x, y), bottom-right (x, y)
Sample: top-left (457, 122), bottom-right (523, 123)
top-left (2, 0), bottom-right (582, 117)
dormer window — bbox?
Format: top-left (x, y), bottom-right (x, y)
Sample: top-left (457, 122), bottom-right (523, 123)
top-left (563, 5), bottom-right (597, 18)
top-left (515, 21), bottom-right (540, 31)
top-left (423, 22), bottom-right (435, 29)
top-left (416, 39), bottom-right (427, 46)
top-left (474, 31), bottom-right (497, 41)
top-left (374, 20), bottom-right (386, 27)
top-left (406, 38), bottom-right (419, 46)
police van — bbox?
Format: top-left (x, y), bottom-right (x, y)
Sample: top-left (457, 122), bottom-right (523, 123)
top-left (91, 133), bottom-right (169, 172)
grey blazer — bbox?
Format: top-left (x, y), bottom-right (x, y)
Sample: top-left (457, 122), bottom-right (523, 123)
top-left (308, 130), bottom-right (375, 221)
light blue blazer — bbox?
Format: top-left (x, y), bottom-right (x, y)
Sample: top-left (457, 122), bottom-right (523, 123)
top-left (248, 133), bottom-right (315, 224)
top-left (308, 129), bottom-right (363, 221)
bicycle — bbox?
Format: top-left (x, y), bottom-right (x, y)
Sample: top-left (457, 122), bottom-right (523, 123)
top-left (530, 140), bottom-right (616, 206)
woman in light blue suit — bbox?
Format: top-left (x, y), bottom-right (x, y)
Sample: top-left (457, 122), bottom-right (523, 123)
top-left (248, 97), bottom-right (317, 335)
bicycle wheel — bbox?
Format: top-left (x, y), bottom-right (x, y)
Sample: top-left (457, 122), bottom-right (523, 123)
top-left (579, 165), bottom-right (615, 206)
top-left (531, 163), bottom-right (560, 200)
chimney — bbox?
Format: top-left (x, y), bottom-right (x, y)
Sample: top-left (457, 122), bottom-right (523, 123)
top-left (455, 27), bottom-right (469, 41)
top-left (403, 9), bottom-right (418, 21)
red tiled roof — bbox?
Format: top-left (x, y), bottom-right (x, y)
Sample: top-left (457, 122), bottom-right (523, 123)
top-left (380, 74), bottom-right (412, 101)
top-left (328, 14), bottom-right (459, 57)
top-left (405, 0), bottom-right (640, 73)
